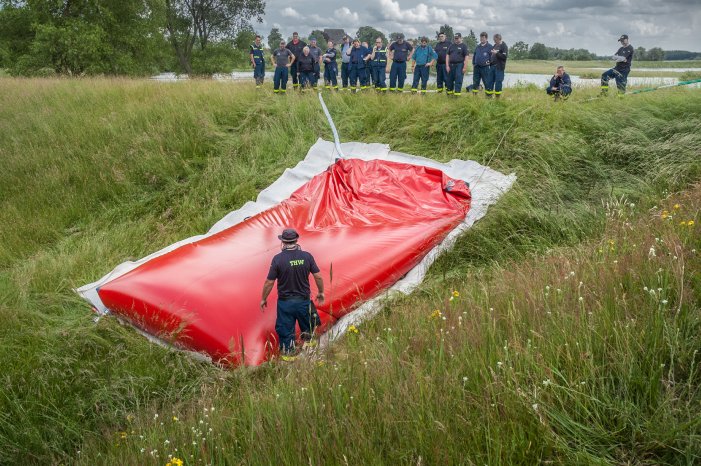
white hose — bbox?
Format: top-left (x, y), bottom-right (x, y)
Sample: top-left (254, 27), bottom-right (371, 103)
top-left (318, 92), bottom-right (346, 159)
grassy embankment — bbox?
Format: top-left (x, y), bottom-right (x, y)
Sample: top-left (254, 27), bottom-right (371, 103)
top-left (1, 78), bottom-right (700, 464)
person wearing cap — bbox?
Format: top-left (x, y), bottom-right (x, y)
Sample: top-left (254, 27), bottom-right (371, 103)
top-left (308, 38), bottom-right (323, 89)
top-left (271, 40), bottom-right (295, 94)
top-left (297, 46), bottom-right (316, 90)
top-left (434, 33), bottom-right (451, 93)
top-left (340, 36), bottom-right (352, 90)
top-left (370, 37), bottom-right (388, 91)
top-left (547, 65), bottom-right (572, 101)
top-left (249, 35), bottom-right (265, 88)
top-left (347, 38), bottom-right (371, 92)
top-left (323, 40), bottom-right (339, 90)
top-left (411, 37), bottom-right (438, 94)
top-left (388, 34), bottom-right (413, 92)
top-left (490, 34), bottom-right (508, 98)
top-left (445, 33), bottom-right (469, 96)
top-left (601, 34), bottom-right (634, 95)
top-left (472, 32), bottom-right (495, 97)
top-left (286, 32), bottom-right (307, 89)
top-left (261, 228), bottom-right (325, 360)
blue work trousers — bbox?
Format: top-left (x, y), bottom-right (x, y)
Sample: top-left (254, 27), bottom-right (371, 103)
top-left (435, 63), bottom-right (447, 91)
top-left (289, 61), bottom-right (300, 87)
top-left (473, 64), bottom-right (495, 95)
top-left (324, 62), bottom-right (338, 88)
top-left (341, 62), bottom-right (350, 88)
top-left (411, 64), bottom-right (430, 91)
top-left (253, 62), bottom-right (265, 85)
top-left (275, 300), bottom-right (312, 354)
top-left (446, 64), bottom-right (465, 95)
top-left (601, 68), bottom-right (629, 93)
top-left (389, 62), bottom-right (407, 90)
top-left (299, 71), bottom-right (315, 89)
top-left (493, 68), bottom-right (505, 95)
top-left (372, 63), bottom-right (387, 89)
top-left (349, 63), bottom-right (367, 89)
top-left (273, 66), bottom-right (289, 92)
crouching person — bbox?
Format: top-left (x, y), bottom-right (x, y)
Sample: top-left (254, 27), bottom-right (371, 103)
top-left (261, 229), bottom-right (325, 361)
top-left (547, 66), bottom-right (572, 101)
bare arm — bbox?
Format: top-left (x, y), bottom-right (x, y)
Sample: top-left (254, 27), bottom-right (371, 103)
top-left (312, 272), bottom-right (325, 304)
top-left (260, 279), bottom-right (275, 311)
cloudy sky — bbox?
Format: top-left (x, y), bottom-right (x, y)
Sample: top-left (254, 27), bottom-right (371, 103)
top-left (256, 0), bottom-right (700, 54)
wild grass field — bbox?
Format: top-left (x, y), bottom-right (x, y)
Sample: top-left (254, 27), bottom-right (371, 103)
top-left (0, 78), bottom-right (700, 465)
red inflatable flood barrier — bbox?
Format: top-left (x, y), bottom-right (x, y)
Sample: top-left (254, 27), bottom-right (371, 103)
top-left (98, 158), bottom-right (471, 366)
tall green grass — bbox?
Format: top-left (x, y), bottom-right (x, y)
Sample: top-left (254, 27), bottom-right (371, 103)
top-left (0, 78), bottom-right (700, 464)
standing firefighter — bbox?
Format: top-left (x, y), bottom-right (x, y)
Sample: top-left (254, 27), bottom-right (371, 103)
top-left (601, 34), bottom-right (634, 95)
top-left (323, 41), bottom-right (339, 90)
top-left (388, 34), bottom-right (413, 92)
top-left (472, 32), bottom-right (494, 97)
top-left (286, 32), bottom-right (307, 89)
top-left (547, 66), bottom-right (572, 101)
top-left (347, 38), bottom-right (371, 92)
top-left (434, 33), bottom-right (450, 93)
top-left (370, 37), bottom-right (388, 91)
top-left (308, 38), bottom-right (323, 89)
top-left (445, 33), bottom-right (469, 96)
top-left (411, 37), bottom-right (437, 94)
top-left (271, 40), bottom-right (294, 94)
top-left (260, 229), bottom-right (325, 361)
top-left (250, 35), bottom-right (265, 88)
top-left (490, 34), bottom-right (508, 98)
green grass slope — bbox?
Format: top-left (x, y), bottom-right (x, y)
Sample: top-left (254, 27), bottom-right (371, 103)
top-left (0, 78), bottom-right (700, 464)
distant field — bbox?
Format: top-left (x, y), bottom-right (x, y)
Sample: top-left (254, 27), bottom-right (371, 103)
top-left (1, 79), bottom-right (700, 465)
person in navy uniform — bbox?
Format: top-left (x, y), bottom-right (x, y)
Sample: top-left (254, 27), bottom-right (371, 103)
top-left (547, 66), bottom-right (572, 101)
top-left (370, 37), bottom-right (388, 91)
top-left (249, 35), bottom-right (265, 88)
top-left (490, 34), bottom-right (508, 98)
top-left (323, 40), bottom-right (339, 90)
top-left (388, 34), bottom-right (413, 92)
top-left (271, 40), bottom-right (294, 94)
top-left (472, 32), bottom-right (494, 97)
top-left (445, 33), bottom-right (469, 96)
top-left (347, 38), bottom-right (371, 92)
top-left (434, 33), bottom-right (450, 93)
top-left (261, 229), bottom-right (325, 360)
top-left (601, 34), bottom-right (634, 95)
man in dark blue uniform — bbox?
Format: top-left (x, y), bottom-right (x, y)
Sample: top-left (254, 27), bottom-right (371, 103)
top-left (261, 229), bottom-right (325, 361)
top-left (370, 37), bottom-right (388, 91)
top-left (601, 34), bottom-right (634, 95)
top-left (445, 33), bottom-right (469, 96)
top-left (388, 34), bottom-right (413, 92)
top-left (547, 66), bottom-right (572, 101)
top-left (347, 38), bottom-right (371, 92)
top-left (472, 32), bottom-right (494, 97)
top-left (434, 33), bottom-right (450, 93)
top-left (249, 35), bottom-right (265, 88)
top-left (323, 40), bottom-right (339, 90)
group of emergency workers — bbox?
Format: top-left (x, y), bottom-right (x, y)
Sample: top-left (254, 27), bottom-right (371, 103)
top-left (250, 31), bottom-right (635, 99)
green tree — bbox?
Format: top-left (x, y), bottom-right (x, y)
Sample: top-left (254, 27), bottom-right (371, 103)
top-left (510, 41), bottom-right (529, 60)
top-left (268, 27), bottom-right (282, 49)
top-left (308, 29), bottom-right (327, 44)
top-left (356, 26), bottom-right (386, 45)
top-left (164, 0), bottom-right (265, 73)
top-left (635, 46), bottom-right (647, 61)
top-left (234, 25), bottom-right (256, 50)
top-left (465, 30), bottom-right (477, 53)
top-left (436, 24), bottom-right (453, 41)
top-left (528, 42), bottom-right (548, 60)
top-left (646, 47), bottom-right (664, 61)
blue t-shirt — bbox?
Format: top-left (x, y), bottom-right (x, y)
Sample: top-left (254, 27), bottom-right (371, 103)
top-left (267, 248), bottom-right (320, 300)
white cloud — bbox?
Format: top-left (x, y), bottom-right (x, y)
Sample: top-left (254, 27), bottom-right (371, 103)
top-left (281, 7), bottom-right (302, 19)
top-left (335, 7), bottom-right (360, 23)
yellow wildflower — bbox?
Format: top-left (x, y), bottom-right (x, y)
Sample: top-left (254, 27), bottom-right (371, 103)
top-left (167, 459), bottom-right (184, 466)
top-left (119, 432), bottom-right (127, 439)
top-left (661, 210), bottom-right (669, 219)
top-left (430, 309), bottom-right (442, 319)
top-left (688, 220), bottom-right (695, 227)
top-left (680, 221), bottom-right (687, 226)
top-left (674, 204), bottom-right (680, 210)
top-left (172, 416), bottom-right (179, 422)
top-left (347, 325), bottom-right (359, 334)
top-left (452, 290), bottom-right (460, 298)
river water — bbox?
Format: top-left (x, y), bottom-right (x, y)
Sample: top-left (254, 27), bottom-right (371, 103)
top-left (152, 71), bottom-right (687, 88)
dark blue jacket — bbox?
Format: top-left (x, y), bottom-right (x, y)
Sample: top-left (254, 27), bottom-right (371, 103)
top-left (549, 73), bottom-right (571, 93)
top-left (348, 46), bottom-right (370, 67)
top-left (473, 42), bottom-right (493, 66)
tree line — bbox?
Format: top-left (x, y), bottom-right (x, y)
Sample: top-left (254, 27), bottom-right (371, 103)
top-left (1, 7), bottom-right (698, 77)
